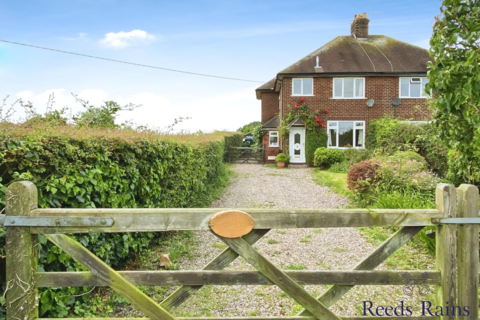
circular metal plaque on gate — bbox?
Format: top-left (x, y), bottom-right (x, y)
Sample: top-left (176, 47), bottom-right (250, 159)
top-left (209, 210), bottom-right (254, 238)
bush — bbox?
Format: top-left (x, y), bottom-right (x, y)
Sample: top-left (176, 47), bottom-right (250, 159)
top-left (366, 117), bottom-right (424, 153)
top-left (0, 123), bottom-right (236, 317)
top-left (347, 159), bottom-right (382, 194)
top-left (415, 123), bottom-right (449, 177)
top-left (378, 151), bottom-right (427, 169)
top-left (305, 128), bottom-right (328, 166)
top-left (275, 153), bottom-right (290, 163)
top-left (378, 154), bottom-right (438, 193)
top-left (313, 147), bottom-right (344, 168)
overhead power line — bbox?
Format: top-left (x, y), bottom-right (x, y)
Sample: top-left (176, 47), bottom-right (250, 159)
top-left (0, 39), bottom-right (265, 83)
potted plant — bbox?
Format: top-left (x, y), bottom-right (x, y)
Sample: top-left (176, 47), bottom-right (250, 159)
top-left (275, 153), bottom-right (290, 168)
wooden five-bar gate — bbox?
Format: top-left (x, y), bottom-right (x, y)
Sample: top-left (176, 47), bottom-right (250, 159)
top-left (2, 181), bottom-right (480, 320)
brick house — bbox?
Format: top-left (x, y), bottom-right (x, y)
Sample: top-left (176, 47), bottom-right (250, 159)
top-left (256, 13), bottom-right (433, 164)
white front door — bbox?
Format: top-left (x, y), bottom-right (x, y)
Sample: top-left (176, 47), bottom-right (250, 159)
top-left (289, 127), bottom-right (306, 163)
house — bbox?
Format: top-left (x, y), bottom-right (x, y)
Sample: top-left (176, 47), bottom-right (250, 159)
top-left (256, 13), bottom-right (432, 164)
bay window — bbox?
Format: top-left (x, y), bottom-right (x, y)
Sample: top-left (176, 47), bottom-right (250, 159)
top-left (328, 121), bottom-right (365, 149)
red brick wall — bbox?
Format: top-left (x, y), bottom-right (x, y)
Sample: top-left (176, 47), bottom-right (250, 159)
top-left (262, 130), bottom-right (281, 163)
top-left (281, 77), bottom-right (430, 127)
top-left (261, 92), bottom-right (280, 123)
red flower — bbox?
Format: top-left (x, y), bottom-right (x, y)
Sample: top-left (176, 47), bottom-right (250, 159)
top-left (295, 103), bottom-right (299, 108)
top-left (322, 124), bottom-right (326, 128)
top-left (324, 109), bottom-right (329, 114)
top-left (301, 97), bottom-right (305, 102)
top-left (314, 116), bottom-right (320, 121)
top-left (315, 121), bottom-right (320, 126)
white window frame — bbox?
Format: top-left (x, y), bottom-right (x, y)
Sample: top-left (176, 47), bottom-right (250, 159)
top-left (291, 78), bottom-right (314, 96)
top-left (269, 131), bottom-right (279, 147)
top-left (327, 121), bottom-right (365, 149)
top-left (399, 77), bottom-right (429, 98)
top-left (332, 78), bottom-right (365, 99)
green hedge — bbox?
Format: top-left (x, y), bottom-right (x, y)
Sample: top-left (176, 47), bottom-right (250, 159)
top-left (306, 128), bottom-right (328, 166)
top-left (0, 124), bottom-right (239, 317)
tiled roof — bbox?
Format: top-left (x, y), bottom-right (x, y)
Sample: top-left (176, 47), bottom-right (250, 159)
top-left (278, 35), bottom-right (431, 74)
top-left (262, 115), bottom-right (280, 129)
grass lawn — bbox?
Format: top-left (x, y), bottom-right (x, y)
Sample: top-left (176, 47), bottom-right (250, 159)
top-left (311, 169), bottom-right (351, 197)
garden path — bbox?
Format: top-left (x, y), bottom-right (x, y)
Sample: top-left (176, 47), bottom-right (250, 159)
top-left (172, 164), bottom-right (434, 317)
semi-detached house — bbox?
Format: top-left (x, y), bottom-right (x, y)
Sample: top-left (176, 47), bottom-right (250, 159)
top-left (255, 13), bottom-right (433, 164)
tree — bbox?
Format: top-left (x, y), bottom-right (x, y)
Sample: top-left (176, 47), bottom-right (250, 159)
top-left (237, 121), bottom-right (261, 134)
top-left (72, 94), bottom-right (141, 129)
top-left (428, 0), bottom-right (480, 183)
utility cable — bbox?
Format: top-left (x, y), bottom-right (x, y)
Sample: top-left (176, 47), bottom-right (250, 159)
top-left (0, 39), bottom-right (265, 83)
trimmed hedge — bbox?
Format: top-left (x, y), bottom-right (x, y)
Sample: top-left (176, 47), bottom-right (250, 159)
top-left (0, 123), bottom-right (240, 317)
top-left (305, 128), bottom-right (328, 166)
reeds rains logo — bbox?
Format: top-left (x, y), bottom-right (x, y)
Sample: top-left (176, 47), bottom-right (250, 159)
top-left (362, 271), bottom-right (471, 317)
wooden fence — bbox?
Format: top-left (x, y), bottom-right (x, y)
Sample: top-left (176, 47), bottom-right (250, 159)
top-left (2, 181), bottom-right (480, 320)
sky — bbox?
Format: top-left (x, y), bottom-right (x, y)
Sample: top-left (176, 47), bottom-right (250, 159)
top-left (0, 0), bottom-right (442, 132)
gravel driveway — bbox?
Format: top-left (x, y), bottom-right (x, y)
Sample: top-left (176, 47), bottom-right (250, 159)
top-left (170, 164), bottom-right (434, 317)
top-left (114, 164), bottom-right (434, 317)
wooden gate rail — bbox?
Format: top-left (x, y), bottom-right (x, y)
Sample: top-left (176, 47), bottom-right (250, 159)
top-left (3, 181), bottom-right (479, 320)
top-left (27, 208), bottom-right (442, 234)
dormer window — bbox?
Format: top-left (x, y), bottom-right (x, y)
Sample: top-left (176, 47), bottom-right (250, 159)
top-left (399, 77), bottom-right (429, 98)
top-left (292, 78), bottom-right (313, 96)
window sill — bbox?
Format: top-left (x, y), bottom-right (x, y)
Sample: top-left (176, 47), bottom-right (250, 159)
top-left (291, 95), bottom-right (314, 97)
top-left (269, 145), bottom-right (279, 148)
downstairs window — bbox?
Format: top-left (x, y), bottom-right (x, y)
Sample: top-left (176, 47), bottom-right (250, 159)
top-left (327, 121), bottom-right (365, 149)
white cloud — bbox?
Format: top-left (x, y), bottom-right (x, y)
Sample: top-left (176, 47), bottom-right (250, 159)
top-left (100, 30), bottom-right (156, 48)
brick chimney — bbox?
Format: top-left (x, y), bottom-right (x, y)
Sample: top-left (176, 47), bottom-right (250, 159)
top-left (351, 13), bottom-right (370, 39)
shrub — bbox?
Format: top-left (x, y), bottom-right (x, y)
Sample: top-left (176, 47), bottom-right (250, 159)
top-left (313, 147), bottom-right (344, 168)
top-left (378, 155), bottom-right (439, 192)
top-left (305, 128), bottom-right (328, 166)
top-left (347, 159), bottom-right (382, 194)
top-left (275, 153), bottom-right (290, 163)
top-left (378, 151), bottom-right (427, 169)
top-left (367, 117), bottom-right (425, 153)
top-left (0, 123), bottom-right (237, 317)
top-left (415, 123), bottom-right (449, 177)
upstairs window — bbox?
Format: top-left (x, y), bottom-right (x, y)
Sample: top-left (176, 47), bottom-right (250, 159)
top-left (333, 78), bottom-right (365, 98)
top-left (399, 77), bottom-right (429, 98)
top-left (292, 78), bottom-right (313, 96)
top-left (269, 131), bottom-right (279, 147)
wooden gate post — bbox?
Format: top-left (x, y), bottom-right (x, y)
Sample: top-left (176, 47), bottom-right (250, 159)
top-left (5, 181), bottom-right (38, 320)
top-left (435, 183), bottom-right (456, 320)
top-left (457, 184), bottom-right (479, 319)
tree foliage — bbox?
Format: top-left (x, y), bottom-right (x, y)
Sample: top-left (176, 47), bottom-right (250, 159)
top-left (428, 0), bottom-right (480, 183)
top-left (237, 121), bottom-right (261, 134)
